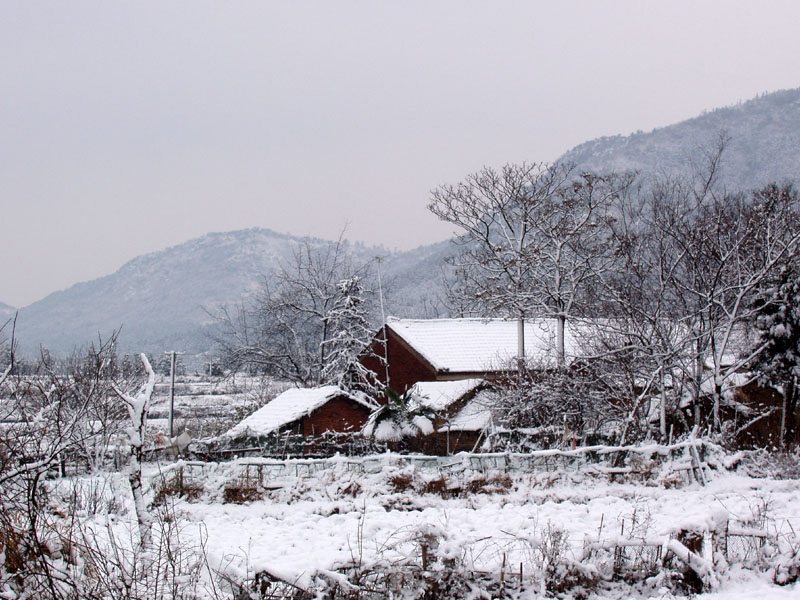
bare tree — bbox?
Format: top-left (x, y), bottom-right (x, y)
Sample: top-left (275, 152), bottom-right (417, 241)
top-left (111, 353), bottom-right (156, 550)
top-left (594, 181), bottom-right (695, 442)
top-left (641, 180), bottom-right (800, 432)
top-left (215, 234), bottom-right (381, 389)
top-left (429, 162), bottom-right (632, 365)
top-left (0, 331), bottom-right (124, 597)
top-left (597, 138), bottom-right (800, 440)
top-left (485, 360), bottom-right (613, 439)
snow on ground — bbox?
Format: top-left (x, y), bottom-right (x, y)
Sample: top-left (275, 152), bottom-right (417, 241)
top-left (146, 375), bottom-right (289, 438)
top-left (149, 458), bottom-right (800, 598)
top-left (47, 452), bottom-right (799, 598)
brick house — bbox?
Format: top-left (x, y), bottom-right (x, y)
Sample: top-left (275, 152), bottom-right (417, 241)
top-left (226, 386), bottom-right (376, 440)
top-left (357, 318), bottom-right (795, 451)
top-left (359, 317), bottom-right (577, 397)
top-left (358, 318), bottom-right (578, 454)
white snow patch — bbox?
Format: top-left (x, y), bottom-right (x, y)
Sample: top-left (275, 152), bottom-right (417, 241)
top-left (374, 418), bottom-right (403, 442)
top-left (171, 462), bottom-right (800, 599)
top-left (411, 415), bottom-right (434, 435)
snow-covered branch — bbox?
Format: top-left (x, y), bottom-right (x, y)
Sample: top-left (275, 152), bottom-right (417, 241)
top-left (112, 352), bottom-right (156, 549)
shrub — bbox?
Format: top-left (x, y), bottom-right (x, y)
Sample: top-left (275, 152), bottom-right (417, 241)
top-left (419, 475), bottom-right (452, 498)
top-left (388, 472), bottom-right (415, 493)
top-left (152, 472), bottom-right (204, 505)
top-left (223, 481), bottom-right (264, 504)
top-left (464, 472), bottom-right (512, 494)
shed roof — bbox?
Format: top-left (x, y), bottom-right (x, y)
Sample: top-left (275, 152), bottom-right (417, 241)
top-left (441, 393), bottom-right (493, 432)
top-left (387, 317), bottom-right (579, 373)
top-left (226, 386), bottom-right (372, 438)
top-left (410, 379), bottom-right (484, 411)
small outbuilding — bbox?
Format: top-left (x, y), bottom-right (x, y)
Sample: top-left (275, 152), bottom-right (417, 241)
top-left (226, 386), bottom-right (376, 440)
top-left (408, 379), bottom-right (493, 454)
top-left (364, 378), bottom-right (495, 455)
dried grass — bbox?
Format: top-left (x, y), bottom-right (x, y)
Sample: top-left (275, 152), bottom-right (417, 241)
top-left (223, 482), bottom-right (264, 504)
top-left (152, 473), bottom-right (204, 505)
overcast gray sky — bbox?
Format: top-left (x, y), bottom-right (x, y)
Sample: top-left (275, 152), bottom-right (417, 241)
top-left (2, 1), bottom-right (799, 307)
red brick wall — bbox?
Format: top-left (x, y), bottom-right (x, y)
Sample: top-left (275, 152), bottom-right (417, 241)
top-left (359, 327), bottom-right (438, 401)
top-left (301, 396), bottom-right (371, 436)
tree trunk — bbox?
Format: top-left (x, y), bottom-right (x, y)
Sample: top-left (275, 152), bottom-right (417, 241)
top-left (781, 376), bottom-right (797, 449)
top-left (318, 320), bottom-right (329, 386)
top-left (556, 314), bottom-right (566, 366)
top-left (693, 338), bottom-right (703, 426)
top-left (788, 377), bottom-right (798, 447)
top-left (128, 404), bottom-right (152, 550)
top-left (129, 451), bottom-right (151, 550)
top-left (660, 367), bottom-right (667, 442)
top-left (713, 377), bottom-right (722, 433)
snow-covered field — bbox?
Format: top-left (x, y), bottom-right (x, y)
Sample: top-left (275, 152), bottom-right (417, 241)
top-left (146, 375), bottom-right (288, 439)
top-left (120, 453), bottom-right (800, 599)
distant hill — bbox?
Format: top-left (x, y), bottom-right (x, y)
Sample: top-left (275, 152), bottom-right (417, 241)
top-left (12, 229), bottom-right (454, 358)
top-left (0, 302), bottom-right (15, 324)
top-left (15, 88), bottom-right (800, 359)
top-left (559, 87), bottom-right (800, 190)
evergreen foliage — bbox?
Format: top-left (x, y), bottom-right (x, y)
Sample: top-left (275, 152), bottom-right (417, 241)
top-left (752, 261), bottom-right (800, 446)
top-left (322, 276), bottom-right (384, 397)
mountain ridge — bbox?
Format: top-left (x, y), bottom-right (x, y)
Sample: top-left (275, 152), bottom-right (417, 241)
top-left (559, 87), bottom-right (800, 189)
top-left (12, 87), bottom-right (800, 359)
top-left (0, 302), bottom-right (15, 324)
top-left (12, 228), bottom-right (453, 357)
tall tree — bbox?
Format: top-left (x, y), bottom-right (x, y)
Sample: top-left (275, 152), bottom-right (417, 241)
top-left (599, 154), bottom-right (800, 438)
top-left (429, 162), bottom-right (631, 365)
top-left (215, 235), bottom-right (380, 388)
top-left (321, 275), bottom-right (384, 397)
top-left (660, 181), bottom-right (800, 430)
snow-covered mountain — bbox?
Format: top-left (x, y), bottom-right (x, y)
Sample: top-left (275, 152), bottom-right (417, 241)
top-left (12, 229), bottom-right (454, 357)
top-left (559, 87), bottom-right (800, 190)
top-left (14, 88), bottom-right (800, 359)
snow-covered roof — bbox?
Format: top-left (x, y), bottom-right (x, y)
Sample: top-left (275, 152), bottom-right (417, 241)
top-left (387, 317), bottom-right (579, 373)
top-left (226, 386), bottom-right (370, 438)
top-left (440, 392), bottom-right (493, 432)
top-left (410, 379), bottom-right (484, 411)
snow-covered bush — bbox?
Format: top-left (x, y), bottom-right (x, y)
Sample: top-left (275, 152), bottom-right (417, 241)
top-left (751, 257), bottom-right (800, 448)
top-left (733, 449), bottom-right (800, 479)
top-left (362, 387), bottom-right (434, 445)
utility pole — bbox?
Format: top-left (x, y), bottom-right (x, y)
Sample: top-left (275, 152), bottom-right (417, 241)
top-left (376, 256), bottom-right (390, 389)
top-left (164, 351), bottom-right (184, 438)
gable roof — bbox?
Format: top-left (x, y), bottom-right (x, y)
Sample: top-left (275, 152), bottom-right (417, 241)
top-left (411, 379), bottom-right (493, 433)
top-left (386, 317), bottom-right (579, 373)
top-left (410, 379), bottom-right (484, 411)
top-left (226, 386), bottom-right (371, 438)
top-left (441, 391), bottom-right (494, 432)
